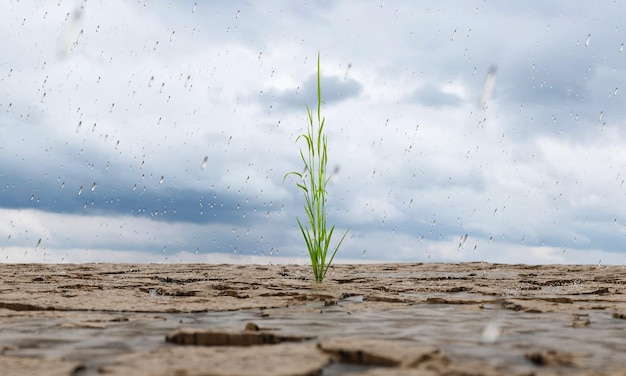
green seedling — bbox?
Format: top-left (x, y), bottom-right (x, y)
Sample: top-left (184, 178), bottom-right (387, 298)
top-left (284, 53), bottom-right (348, 283)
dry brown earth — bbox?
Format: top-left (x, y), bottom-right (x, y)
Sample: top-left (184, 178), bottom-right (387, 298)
top-left (1, 262), bottom-right (626, 375)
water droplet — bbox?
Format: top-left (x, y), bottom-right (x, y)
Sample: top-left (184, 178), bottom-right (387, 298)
top-left (599, 111), bottom-right (603, 121)
top-left (362, 249), bottom-right (366, 258)
top-left (91, 182), bottom-right (97, 192)
top-left (585, 33), bottom-right (591, 47)
top-left (201, 156), bottom-right (208, 169)
top-left (235, 10), bottom-right (240, 18)
top-left (30, 194), bottom-right (35, 201)
top-left (78, 185), bottom-right (83, 195)
top-left (159, 176), bottom-right (164, 185)
top-left (489, 236), bottom-right (493, 244)
top-left (451, 29), bottom-right (456, 41)
top-left (169, 30), bottom-right (175, 42)
top-left (36, 238), bottom-right (41, 250)
top-left (458, 234), bottom-right (468, 250)
top-left (76, 121), bottom-right (82, 133)
top-left (162, 245), bottom-right (167, 253)
top-left (620, 44), bottom-right (624, 53)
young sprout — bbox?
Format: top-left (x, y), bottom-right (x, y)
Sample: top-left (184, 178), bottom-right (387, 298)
top-left (284, 53), bottom-right (348, 283)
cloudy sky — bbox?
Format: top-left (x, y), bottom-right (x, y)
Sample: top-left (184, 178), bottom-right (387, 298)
top-left (1, 1), bottom-right (625, 265)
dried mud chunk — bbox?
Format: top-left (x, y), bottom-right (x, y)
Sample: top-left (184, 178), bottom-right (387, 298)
top-left (363, 294), bottom-right (406, 303)
top-left (0, 356), bottom-right (82, 376)
top-left (612, 312), bottom-right (626, 319)
top-left (166, 328), bottom-right (314, 346)
top-left (100, 343), bottom-right (330, 376)
top-left (318, 337), bottom-right (448, 368)
top-left (344, 368), bottom-right (438, 376)
top-left (525, 349), bottom-right (576, 367)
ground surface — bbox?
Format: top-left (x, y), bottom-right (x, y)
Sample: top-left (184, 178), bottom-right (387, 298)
top-left (1, 262), bottom-right (626, 375)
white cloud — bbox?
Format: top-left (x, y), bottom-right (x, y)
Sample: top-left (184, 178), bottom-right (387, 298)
top-left (1, 1), bottom-right (626, 266)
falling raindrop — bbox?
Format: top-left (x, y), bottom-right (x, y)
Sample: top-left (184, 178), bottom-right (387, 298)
top-left (36, 238), bottom-right (41, 250)
top-left (91, 182), bottom-right (97, 192)
top-left (451, 29), bottom-right (456, 41)
top-left (458, 234), bottom-right (468, 250)
top-left (488, 236), bottom-right (493, 244)
top-left (362, 249), bottom-right (366, 258)
top-left (78, 185), bottom-right (83, 195)
top-left (201, 156), bottom-right (208, 169)
top-left (599, 111), bottom-right (603, 121)
top-left (479, 65), bottom-right (497, 109)
top-left (236, 10), bottom-right (240, 19)
top-left (159, 176), bottom-right (164, 184)
top-left (620, 43), bottom-right (624, 53)
top-left (585, 33), bottom-right (591, 47)
top-left (169, 30), bottom-right (175, 42)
